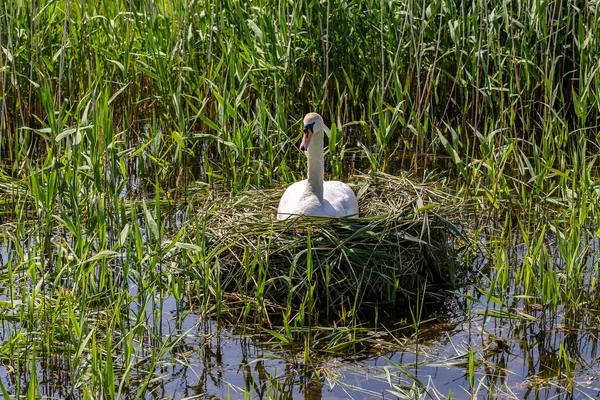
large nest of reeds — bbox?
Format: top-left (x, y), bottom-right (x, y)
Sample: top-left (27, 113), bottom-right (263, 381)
top-left (186, 173), bottom-right (465, 311)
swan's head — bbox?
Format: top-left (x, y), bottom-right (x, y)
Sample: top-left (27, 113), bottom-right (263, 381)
top-left (300, 112), bottom-right (324, 151)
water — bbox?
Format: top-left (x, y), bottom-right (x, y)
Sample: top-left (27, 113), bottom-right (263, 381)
top-left (45, 291), bottom-right (600, 399)
top-left (153, 294), bottom-right (600, 399)
top-left (2, 231), bottom-right (600, 399)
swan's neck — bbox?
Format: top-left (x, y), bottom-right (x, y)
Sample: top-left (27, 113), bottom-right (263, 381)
top-left (306, 131), bottom-right (324, 201)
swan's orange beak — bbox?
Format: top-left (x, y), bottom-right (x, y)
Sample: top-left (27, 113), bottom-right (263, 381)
top-left (300, 129), bottom-right (312, 151)
top-left (300, 121), bottom-right (315, 151)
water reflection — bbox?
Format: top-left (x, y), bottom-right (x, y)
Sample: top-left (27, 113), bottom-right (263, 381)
top-left (3, 206), bottom-right (600, 398)
top-left (2, 283), bottom-right (600, 398)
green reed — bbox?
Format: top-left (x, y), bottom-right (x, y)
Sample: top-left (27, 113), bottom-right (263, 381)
top-left (2, 0), bottom-right (598, 186)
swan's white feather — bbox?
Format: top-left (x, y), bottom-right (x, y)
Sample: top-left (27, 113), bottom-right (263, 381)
top-left (277, 179), bottom-right (359, 220)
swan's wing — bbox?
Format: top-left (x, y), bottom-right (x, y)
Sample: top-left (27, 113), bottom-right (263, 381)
top-left (277, 180), bottom-right (307, 220)
top-left (341, 190), bottom-right (359, 216)
top-left (323, 181), bottom-right (359, 217)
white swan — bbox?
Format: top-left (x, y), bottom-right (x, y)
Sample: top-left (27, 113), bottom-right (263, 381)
top-left (277, 113), bottom-right (359, 220)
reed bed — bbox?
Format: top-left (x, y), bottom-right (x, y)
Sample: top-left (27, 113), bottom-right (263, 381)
top-left (1, 0), bottom-right (600, 397)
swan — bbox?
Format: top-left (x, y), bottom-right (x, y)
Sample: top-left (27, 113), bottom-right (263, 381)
top-left (277, 113), bottom-right (359, 220)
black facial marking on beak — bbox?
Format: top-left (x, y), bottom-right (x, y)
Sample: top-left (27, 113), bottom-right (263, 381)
top-left (303, 122), bottom-right (315, 136)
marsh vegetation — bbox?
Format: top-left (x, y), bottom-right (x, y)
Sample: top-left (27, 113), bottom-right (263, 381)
top-left (1, 0), bottom-right (600, 398)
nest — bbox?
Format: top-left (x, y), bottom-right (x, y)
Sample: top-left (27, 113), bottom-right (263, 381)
top-left (186, 173), bottom-right (465, 313)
